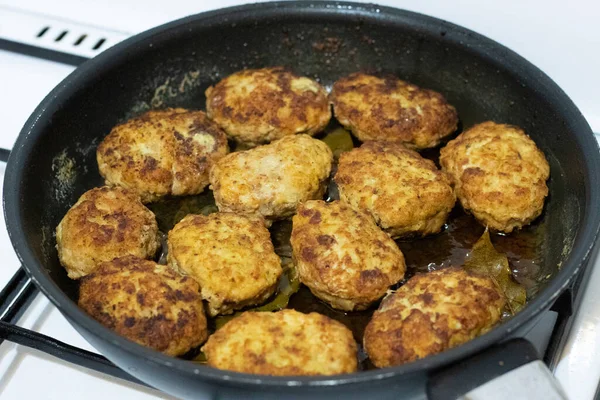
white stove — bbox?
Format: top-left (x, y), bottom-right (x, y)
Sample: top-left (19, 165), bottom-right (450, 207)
top-left (0, 1), bottom-right (598, 399)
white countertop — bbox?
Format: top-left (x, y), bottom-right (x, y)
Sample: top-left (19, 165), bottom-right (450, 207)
top-left (0, 1), bottom-right (598, 399)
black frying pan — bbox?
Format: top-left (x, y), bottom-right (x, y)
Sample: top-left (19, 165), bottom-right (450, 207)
top-left (4, 2), bottom-right (600, 399)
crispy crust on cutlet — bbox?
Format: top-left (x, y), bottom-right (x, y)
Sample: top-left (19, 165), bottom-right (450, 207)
top-left (439, 121), bottom-right (550, 232)
top-left (363, 267), bottom-right (505, 367)
top-left (291, 200), bottom-right (405, 311)
top-left (78, 256), bottom-right (208, 356)
top-left (97, 108), bottom-right (228, 202)
top-left (202, 310), bottom-right (357, 375)
top-left (206, 67), bottom-right (331, 147)
top-left (330, 73), bottom-right (458, 149)
top-left (55, 186), bottom-right (159, 279)
top-left (209, 134), bottom-right (333, 222)
top-left (167, 212), bottom-right (282, 316)
top-left (335, 141), bottom-right (455, 238)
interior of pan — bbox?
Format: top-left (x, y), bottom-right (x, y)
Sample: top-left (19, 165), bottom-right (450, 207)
top-left (5, 0), bottom-right (599, 385)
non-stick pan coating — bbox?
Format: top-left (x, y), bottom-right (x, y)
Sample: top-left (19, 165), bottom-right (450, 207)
top-left (4, 2), bottom-right (600, 398)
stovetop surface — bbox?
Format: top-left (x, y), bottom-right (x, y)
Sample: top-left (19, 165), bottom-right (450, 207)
top-left (0, 1), bottom-right (598, 399)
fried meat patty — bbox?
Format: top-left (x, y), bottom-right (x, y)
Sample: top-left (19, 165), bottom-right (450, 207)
top-left (330, 73), bottom-right (458, 149)
top-left (291, 200), bottom-right (406, 311)
top-left (78, 256), bottom-right (208, 356)
top-left (97, 108), bottom-right (228, 203)
top-left (206, 67), bottom-right (331, 147)
top-left (202, 309), bottom-right (357, 375)
top-left (167, 212), bottom-right (282, 316)
top-left (439, 121), bottom-right (550, 233)
top-left (209, 134), bottom-right (333, 222)
top-left (56, 186), bottom-right (160, 279)
top-left (335, 141), bottom-right (455, 238)
top-left (363, 267), bottom-right (505, 368)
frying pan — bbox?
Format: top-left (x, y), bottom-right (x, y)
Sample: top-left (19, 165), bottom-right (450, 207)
top-left (3, 1), bottom-right (600, 399)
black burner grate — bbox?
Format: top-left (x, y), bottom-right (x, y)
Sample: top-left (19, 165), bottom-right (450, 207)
top-left (0, 267), bottom-right (145, 385)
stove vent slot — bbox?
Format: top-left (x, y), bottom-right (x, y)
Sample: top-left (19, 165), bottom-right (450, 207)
top-left (36, 26), bottom-right (50, 38)
top-left (31, 25), bottom-right (109, 52)
top-left (54, 30), bottom-right (68, 42)
top-left (73, 34), bottom-right (87, 46)
top-left (31, 24), bottom-right (113, 53)
top-left (0, 6), bottom-right (130, 59)
top-left (92, 38), bottom-right (106, 50)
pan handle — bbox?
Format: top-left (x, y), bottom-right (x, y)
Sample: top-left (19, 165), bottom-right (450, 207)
top-left (426, 338), bottom-right (568, 400)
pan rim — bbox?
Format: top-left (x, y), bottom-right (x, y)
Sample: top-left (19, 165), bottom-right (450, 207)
top-left (4, 0), bottom-right (600, 389)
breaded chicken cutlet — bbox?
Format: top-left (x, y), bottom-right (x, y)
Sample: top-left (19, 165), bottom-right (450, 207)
top-left (335, 141), bottom-right (455, 238)
top-left (209, 134), bottom-right (333, 223)
top-left (97, 108), bottom-right (228, 203)
top-left (202, 309), bottom-right (357, 375)
top-left (79, 256), bottom-right (208, 356)
top-left (439, 121), bottom-right (550, 233)
top-left (167, 212), bottom-right (282, 316)
top-left (56, 186), bottom-right (160, 279)
top-left (364, 267), bottom-right (505, 368)
top-left (291, 200), bottom-right (406, 311)
top-left (205, 67), bottom-right (331, 147)
top-left (330, 73), bottom-right (458, 149)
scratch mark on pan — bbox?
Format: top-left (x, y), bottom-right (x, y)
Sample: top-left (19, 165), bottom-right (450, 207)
top-left (150, 70), bottom-right (202, 108)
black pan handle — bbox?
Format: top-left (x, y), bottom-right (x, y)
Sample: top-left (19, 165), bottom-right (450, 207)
top-left (427, 338), bottom-right (568, 400)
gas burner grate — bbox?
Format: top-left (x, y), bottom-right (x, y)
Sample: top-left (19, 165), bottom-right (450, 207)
top-left (0, 267), bottom-right (144, 386)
